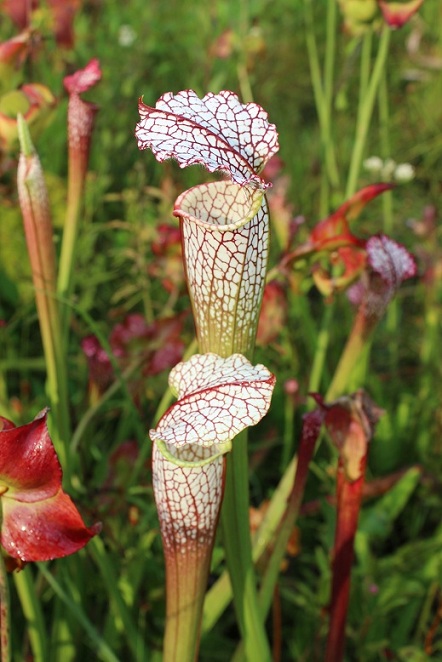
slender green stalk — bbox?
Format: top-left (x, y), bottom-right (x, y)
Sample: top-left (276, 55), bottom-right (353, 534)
top-left (39, 565), bottom-right (120, 662)
top-left (304, 0), bottom-right (340, 217)
top-left (203, 456), bottom-right (298, 634)
top-left (220, 430), bottom-right (271, 662)
top-left (57, 180), bottom-right (83, 335)
top-left (378, 69), bottom-right (399, 371)
top-left (17, 116), bottom-right (71, 479)
top-left (13, 568), bottom-right (48, 662)
top-left (326, 309), bottom-right (370, 402)
top-left (378, 70), bottom-right (394, 235)
top-left (280, 385), bottom-right (296, 470)
top-left (236, 0), bottom-right (253, 103)
top-left (0, 548), bottom-right (10, 662)
top-left (323, 0), bottom-right (340, 195)
top-left (88, 537), bottom-right (145, 661)
top-left (308, 300), bottom-right (334, 397)
top-left (359, 29), bottom-right (373, 102)
top-left (346, 27), bottom-right (391, 197)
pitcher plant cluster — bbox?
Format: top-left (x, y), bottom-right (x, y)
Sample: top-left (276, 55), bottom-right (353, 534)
top-left (135, 89), bottom-right (280, 660)
top-left (134, 78), bottom-right (417, 659)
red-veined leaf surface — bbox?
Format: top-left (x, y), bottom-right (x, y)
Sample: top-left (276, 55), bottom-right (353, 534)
top-left (136, 90), bottom-right (279, 188)
top-left (366, 235), bottom-right (416, 288)
top-left (150, 353), bottom-right (275, 449)
top-left (175, 181), bottom-right (269, 355)
top-left (152, 442), bottom-right (225, 548)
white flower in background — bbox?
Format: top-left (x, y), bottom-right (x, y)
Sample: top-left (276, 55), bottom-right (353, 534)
top-left (118, 25), bottom-right (136, 48)
top-left (363, 156), bottom-right (383, 174)
top-left (394, 163), bottom-right (415, 183)
top-left (363, 156), bottom-right (415, 184)
top-left (381, 158), bottom-right (397, 180)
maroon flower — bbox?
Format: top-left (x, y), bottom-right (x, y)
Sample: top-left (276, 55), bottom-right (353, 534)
top-left (312, 391), bottom-right (383, 662)
top-left (3, 0), bottom-right (81, 48)
top-left (0, 30), bottom-right (31, 79)
top-left (82, 314), bottom-right (186, 395)
top-left (377, 0), bottom-right (425, 29)
top-left (0, 410), bottom-right (100, 562)
top-left (348, 234), bottom-right (416, 327)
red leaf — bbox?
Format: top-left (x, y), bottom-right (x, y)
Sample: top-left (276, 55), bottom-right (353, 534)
top-left (0, 411), bottom-right (100, 561)
top-left (0, 410), bottom-right (61, 499)
top-left (310, 183), bottom-right (393, 252)
top-left (2, 489), bottom-right (100, 562)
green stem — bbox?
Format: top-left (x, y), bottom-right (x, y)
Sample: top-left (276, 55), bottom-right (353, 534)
top-left (17, 116), bottom-right (71, 481)
top-left (203, 457), bottom-right (298, 634)
top-left (236, 0), bottom-right (254, 103)
top-left (378, 70), bottom-right (394, 234)
top-left (0, 553), bottom-right (10, 662)
top-left (359, 28), bottom-right (372, 102)
top-left (346, 27), bottom-right (391, 198)
top-left (88, 537), bottom-right (145, 661)
top-left (14, 567), bottom-right (48, 662)
top-left (39, 564), bottom-right (120, 662)
top-left (220, 430), bottom-right (271, 661)
top-left (304, 0), bottom-right (340, 217)
top-left (323, 0), bottom-right (340, 194)
top-left (57, 179), bottom-right (83, 338)
top-left (308, 300), bottom-right (334, 397)
top-left (378, 68), bottom-right (399, 372)
top-left (326, 309), bottom-right (371, 401)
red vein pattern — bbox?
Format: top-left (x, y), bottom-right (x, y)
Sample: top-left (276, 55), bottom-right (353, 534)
top-left (175, 181), bottom-right (269, 355)
top-left (136, 90), bottom-right (279, 188)
top-left (150, 353), bottom-right (275, 450)
top-left (364, 234), bottom-right (416, 316)
top-left (367, 235), bottom-right (416, 287)
top-left (152, 442), bottom-right (225, 549)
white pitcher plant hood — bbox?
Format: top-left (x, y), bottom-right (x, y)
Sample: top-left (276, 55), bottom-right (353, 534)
top-left (136, 89), bottom-right (279, 189)
top-left (136, 89), bottom-right (279, 356)
top-left (150, 353), bottom-right (275, 464)
top-left (150, 353), bottom-right (275, 540)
